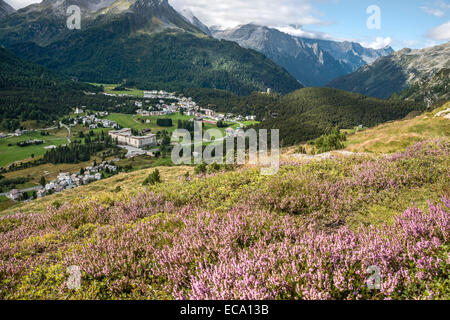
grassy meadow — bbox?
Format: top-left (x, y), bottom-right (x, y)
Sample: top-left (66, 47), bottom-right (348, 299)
top-left (0, 130), bottom-right (69, 167)
top-left (345, 102), bottom-right (450, 153)
top-left (90, 83), bottom-right (145, 98)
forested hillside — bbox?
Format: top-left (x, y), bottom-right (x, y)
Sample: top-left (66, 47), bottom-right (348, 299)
top-left (0, 47), bottom-right (103, 125)
top-left (181, 87), bottom-right (425, 146)
top-left (256, 88), bottom-right (425, 145)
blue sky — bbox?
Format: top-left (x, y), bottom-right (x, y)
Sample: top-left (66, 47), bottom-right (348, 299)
top-left (311, 0), bottom-right (450, 49)
top-left (7, 0), bottom-right (450, 50)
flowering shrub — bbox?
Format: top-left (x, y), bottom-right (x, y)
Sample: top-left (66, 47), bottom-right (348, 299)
top-left (0, 140), bottom-right (448, 300)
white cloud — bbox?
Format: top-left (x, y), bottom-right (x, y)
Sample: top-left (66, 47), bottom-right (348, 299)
top-left (439, 1), bottom-right (450, 10)
top-left (7, 0), bottom-right (330, 30)
top-left (420, 1), bottom-right (450, 17)
top-left (426, 21), bottom-right (450, 40)
top-left (421, 6), bottom-right (445, 17)
top-left (275, 25), bottom-right (332, 40)
top-left (170, 0), bottom-right (329, 30)
top-left (361, 37), bottom-right (392, 50)
top-left (5, 0), bottom-right (40, 10)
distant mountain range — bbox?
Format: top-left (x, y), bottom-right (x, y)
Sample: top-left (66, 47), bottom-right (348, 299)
top-left (328, 42), bottom-right (450, 100)
top-left (0, 0), bottom-right (14, 18)
top-left (1, 0), bottom-right (447, 102)
top-left (0, 0), bottom-right (302, 95)
top-left (212, 24), bottom-right (394, 87)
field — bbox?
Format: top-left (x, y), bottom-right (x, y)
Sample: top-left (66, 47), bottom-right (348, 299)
top-left (0, 196), bottom-right (14, 211)
top-left (90, 83), bottom-right (145, 98)
top-left (0, 130), bottom-right (69, 167)
top-left (106, 112), bottom-right (193, 133)
top-left (115, 155), bottom-right (177, 171)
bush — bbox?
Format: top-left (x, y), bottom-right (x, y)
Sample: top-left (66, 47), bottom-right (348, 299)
top-left (194, 162), bottom-right (207, 175)
top-left (143, 169), bottom-right (162, 186)
top-left (157, 119), bottom-right (173, 127)
top-left (310, 127), bottom-right (346, 153)
top-left (208, 162), bottom-right (221, 173)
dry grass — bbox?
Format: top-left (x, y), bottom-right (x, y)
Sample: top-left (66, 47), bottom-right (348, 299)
top-left (344, 102), bottom-right (450, 154)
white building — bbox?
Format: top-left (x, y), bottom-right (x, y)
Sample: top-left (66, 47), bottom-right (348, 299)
top-left (37, 188), bottom-right (47, 198)
top-left (202, 109), bottom-right (215, 117)
top-left (109, 128), bottom-right (157, 148)
top-left (7, 189), bottom-right (21, 201)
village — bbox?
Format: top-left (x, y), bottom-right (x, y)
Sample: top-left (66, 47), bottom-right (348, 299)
top-left (136, 90), bottom-right (257, 135)
top-left (0, 88), bottom-right (260, 208)
top-left (71, 108), bottom-right (119, 130)
top-left (5, 160), bottom-right (118, 202)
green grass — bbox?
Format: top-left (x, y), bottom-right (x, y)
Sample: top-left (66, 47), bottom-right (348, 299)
top-left (346, 181), bottom-right (447, 229)
top-left (0, 131), bottom-right (68, 167)
top-left (1, 165), bottom-right (193, 215)
top-left (242, 120), bottom-right (260, 127)
top-left (106, 112), bottom-right (258, 140)
top-left (0, 196), bottom-right (14, 212)
top-left (90, 83), bottom-right (145, 98)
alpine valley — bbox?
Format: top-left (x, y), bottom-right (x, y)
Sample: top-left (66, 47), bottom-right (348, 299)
top-left (0, 0), bottom-right (449, 303)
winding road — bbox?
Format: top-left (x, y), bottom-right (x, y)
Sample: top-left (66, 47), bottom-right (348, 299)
top-left (60, 122), bottom-right (71, 143)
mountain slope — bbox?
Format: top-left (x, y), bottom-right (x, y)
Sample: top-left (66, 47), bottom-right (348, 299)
top-left (344, 102), bottom-right (450, 154)
top-left (0, 45), bottom-right (99, 92)
top-left (328, 42), bottom-right (450, 99)
top-left (0, 46), bottom-right (100, 121)
top-left (301, 38), bottom-right (393, 69)
top-left (0, 0), bottom-right (302, 95)
top-left (0, 0), bottom-right (14, 18)
top-left (255, 87), bottom-right (425, 145)
top-left (0, 133), bottom-right (448, 300)
top-left (391, 68), bottom-right (450, 104)
top-left (179, 8), bottom-right (212, 36)
top-left (213, 24), bottom-right (393, 86)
